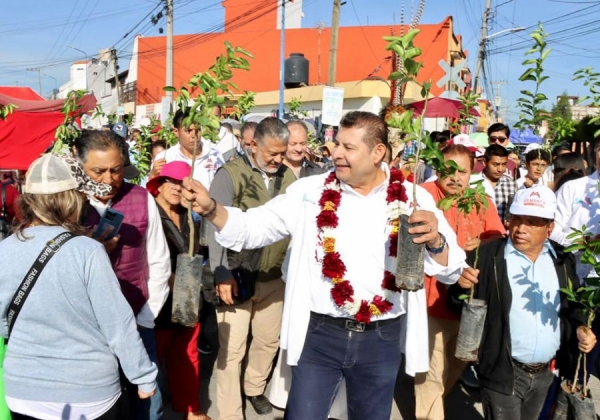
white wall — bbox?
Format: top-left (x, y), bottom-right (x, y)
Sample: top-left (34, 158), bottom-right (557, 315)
top-left (276, 0), bottom-right (303, 29)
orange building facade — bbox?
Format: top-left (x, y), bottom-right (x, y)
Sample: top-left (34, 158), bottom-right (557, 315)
top-left (134, 0), bottom-right (470, 110)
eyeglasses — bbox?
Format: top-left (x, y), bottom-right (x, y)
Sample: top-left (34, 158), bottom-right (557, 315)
top-left (163, 178), bottom-right (183, 186)
top-left (489, 136), bottom-right (508, 143)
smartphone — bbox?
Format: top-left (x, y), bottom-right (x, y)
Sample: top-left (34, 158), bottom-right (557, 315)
top-left (93, 208), bottom-right (125, 241)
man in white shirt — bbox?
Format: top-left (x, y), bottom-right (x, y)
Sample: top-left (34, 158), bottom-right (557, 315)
top-left (517, 147), bottom-right (552, 190)
top-left (75, 129), bottom-right (171, 420)
top-left (551, 142), bottom-right (600, 279)
top-left (212, 106), bottom-right (241, 161)
top-left (150, 109), bottom-right (226, 190)
top-left (180, 111), bottom-right (466, 420)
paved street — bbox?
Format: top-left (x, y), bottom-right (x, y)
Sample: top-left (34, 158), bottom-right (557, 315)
top-left (163, 356), bottom-right (600, 420)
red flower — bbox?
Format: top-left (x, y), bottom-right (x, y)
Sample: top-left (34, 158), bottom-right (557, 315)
top-left (389, 231), bottom-right (398, 257)
top-left (389, 168), bottom-right (403, 184)
top-left (387, 182), bottom-right (405, 203)
top-left (381, 270), bottom-right (402, 293)
top-left (322, 252), bottom-right (347, 279)
top-left (325, 172), bottom-right (337, 184)
top-left (372, 295), bottom-right (393, 314)
top-left (316, 210), bottom-right (339, 229)
top-left (355, 300), bottom-right (372, 324)
top-left (331, 280), bottom-right (354, 306)
top-left (319, 189), bottom-right (342, 207)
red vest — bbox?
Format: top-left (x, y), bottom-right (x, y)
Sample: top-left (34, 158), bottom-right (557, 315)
top-left (86, 183), bottom-right (150, 315)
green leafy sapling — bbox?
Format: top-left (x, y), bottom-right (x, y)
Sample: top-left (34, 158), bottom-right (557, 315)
top-left (560, 226), bottom-right (600, 397)
top-left (52, 90), bottom-right (88, 153)
top-left (163, 42), bottom-right (253, 256)
top-left (384, 29), bottom-right (433, 205)
top-left (515, 23), bottom-right (551, 134)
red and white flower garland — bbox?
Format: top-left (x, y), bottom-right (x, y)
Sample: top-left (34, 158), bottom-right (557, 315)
top-left (316, 168), bottom-right (410, 324)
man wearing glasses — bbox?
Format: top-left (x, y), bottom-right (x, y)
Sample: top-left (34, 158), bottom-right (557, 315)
top-left (487, 123), bottom-right (518, 179)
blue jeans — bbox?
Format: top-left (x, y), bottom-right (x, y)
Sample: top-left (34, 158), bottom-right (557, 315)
top-left (481, 363), bottom-right (554, 420)
top-left (286, 313), bottom-right (404, 420)
top-left (128, 327), bottom-right (163, 420)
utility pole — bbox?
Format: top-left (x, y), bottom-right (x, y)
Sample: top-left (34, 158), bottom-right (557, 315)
top-left (166, 0), bottom-right (174, 106)
top-left (26, 67), bottom-right (42, 96)
top-left (111, 48), bottom-right (122, 106)
top-left (327, 0), bottom-right (341, 87)
top-left (473, 0), bottom-right (492, 94)
top-left (278, 0), bottom-right (286, 119)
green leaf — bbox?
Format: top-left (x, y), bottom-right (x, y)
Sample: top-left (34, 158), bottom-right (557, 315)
top-left (163, 86), bottom-right (177, 92)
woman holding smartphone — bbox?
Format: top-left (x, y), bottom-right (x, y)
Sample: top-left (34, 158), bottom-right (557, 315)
top-left (146, 161), bottom-right (211, 420)
top-left (0, 154), bottom-right (157, 419)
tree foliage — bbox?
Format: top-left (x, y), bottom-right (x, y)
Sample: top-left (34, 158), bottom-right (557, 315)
top-left (573, 67), bottom-right (600, 139)
top-left (516, 23), bottom-right (551, 133)
top-left (451, 90), bottom-right (480, 134)
top-left (52, 90), bottom-right (88, 153)
top-left (164, 41), bottom-right (253, 144)
top-left (0, 104), bottom-right (17, 121)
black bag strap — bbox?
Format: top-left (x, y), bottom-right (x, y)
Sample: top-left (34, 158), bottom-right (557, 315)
top-left (1, 183), bottom-right (7, 217)
top-left (7, 231), bottom-right (76, 337)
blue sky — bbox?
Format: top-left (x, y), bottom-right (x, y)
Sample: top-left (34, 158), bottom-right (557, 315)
top-left (1, 0), bottom-right (598, 124)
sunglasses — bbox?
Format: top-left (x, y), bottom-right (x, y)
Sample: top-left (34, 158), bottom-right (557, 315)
top-left (489, 136), bottom-right (508, 143)
top-left (161, 177), bottom-right (183, 186)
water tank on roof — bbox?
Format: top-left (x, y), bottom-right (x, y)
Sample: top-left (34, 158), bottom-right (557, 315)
top-left (284, 53), bottom-right (309, 88)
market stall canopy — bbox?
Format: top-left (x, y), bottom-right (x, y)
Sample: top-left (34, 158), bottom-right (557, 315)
top-left (0, 93), bottom-right (97, 170)
top-left (510, 128), bottom-right (543, 145)
top-left (406, 97), bottom-right (481, 119)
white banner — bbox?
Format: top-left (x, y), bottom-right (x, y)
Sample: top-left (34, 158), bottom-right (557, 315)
top-left (321, 87), bottom-right (345, 126)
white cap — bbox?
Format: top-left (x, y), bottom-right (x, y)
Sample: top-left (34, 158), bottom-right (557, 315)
top-left (524, 143), bottom-right (542, 154)
top-left (509, 186), bottom-right (556, 220)
top-left (24, 154), bottom-right (78, 194)
top-left (23, 154), bottom-right (112, 197)
top-left (449, 134), bottom-right (479, 153)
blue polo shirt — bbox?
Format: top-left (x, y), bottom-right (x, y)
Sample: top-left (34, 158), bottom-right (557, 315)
top-left (505, 238), bottom-right (561, 364)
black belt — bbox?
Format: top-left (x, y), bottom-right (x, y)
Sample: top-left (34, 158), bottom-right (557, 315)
top-left (310, 311), bottom-right (401, 333)
top-left (512, 358), bottom-right (550, 374)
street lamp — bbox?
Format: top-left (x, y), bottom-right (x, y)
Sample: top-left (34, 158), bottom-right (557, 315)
top-left (66, 44), bottom-right (88, 60)
top-left (66, 44), bottom-right (89, 92)
top-left (484, 27), bottom-right (526, 40)
top-left (473, 27), bottom-right (525, 93)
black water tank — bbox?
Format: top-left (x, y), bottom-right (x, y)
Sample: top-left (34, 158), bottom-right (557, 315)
top-left (284, 53), bottom-right (309, 88)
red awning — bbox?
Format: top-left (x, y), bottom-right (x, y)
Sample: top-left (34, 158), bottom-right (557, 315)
top-left (406, 97), bottom-right (481, 119)
top-left (0, 93), bottom-right (97, 171)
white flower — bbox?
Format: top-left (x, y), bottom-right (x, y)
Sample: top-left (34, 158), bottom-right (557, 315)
top-left (343, 301), bottom-right (361, 315)
top-left (387, 200), bottom-right (410, 219)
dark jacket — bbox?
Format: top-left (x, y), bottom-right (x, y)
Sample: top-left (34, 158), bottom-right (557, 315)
top-left (299, 158), bottom-right (326, 178)
top-left (154, 203), bottom-right (200, 329)
top-left (448, 238), bottom-right (586, 396)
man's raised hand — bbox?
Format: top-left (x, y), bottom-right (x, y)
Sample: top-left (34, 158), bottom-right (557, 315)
top-left (181, 177), bottom-right (213, 214)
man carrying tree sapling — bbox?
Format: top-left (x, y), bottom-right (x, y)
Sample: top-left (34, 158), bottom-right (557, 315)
top-left (415, 142), bottom-right (505, 420)
top-left (450, 186), bottom-right (596, 420)
top-left (517, 146), bottom-right (552, 190)
top-left (180, 111), bottom-right (466, 420)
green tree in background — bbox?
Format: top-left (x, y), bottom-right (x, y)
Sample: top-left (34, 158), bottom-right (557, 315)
top-left (548, 92), bottom-right (576, 144)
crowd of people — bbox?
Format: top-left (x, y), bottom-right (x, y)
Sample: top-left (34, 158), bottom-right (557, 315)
top-left (0, 107), bottom-right (598, 420)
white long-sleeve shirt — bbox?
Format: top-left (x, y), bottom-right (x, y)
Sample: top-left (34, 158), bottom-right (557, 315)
top-left (551, 171), bottom-right (600, 279)
top-left (156, 140), bottom-right (225, 190)
top-left (90, 191), bottom-right (171, 328)
top-left (215, 168), bottom-right (466, 375)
